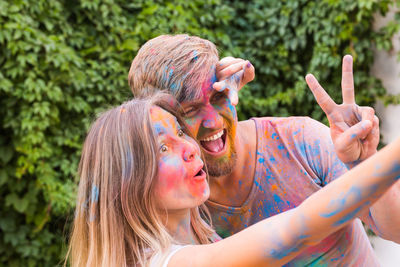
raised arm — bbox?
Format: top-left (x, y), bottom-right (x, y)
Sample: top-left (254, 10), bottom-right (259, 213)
top-left (169, 137), bottom-right (400, 267)
top-left (305, 55), bottom-right (400, 242)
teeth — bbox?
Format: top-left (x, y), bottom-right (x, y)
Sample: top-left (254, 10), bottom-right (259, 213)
top-left (201, 130), bottom-right (224, 142)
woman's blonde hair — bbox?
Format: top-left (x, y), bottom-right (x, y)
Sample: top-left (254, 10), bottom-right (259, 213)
top-left (66, 93), bottom-right (215, 267)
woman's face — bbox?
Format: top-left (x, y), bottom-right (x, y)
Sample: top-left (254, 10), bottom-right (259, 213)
top-left (150, 106), bottom-right (210, 211)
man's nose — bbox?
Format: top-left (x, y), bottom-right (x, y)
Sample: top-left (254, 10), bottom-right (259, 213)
top-left (201, 106), bottom-right (223, 129)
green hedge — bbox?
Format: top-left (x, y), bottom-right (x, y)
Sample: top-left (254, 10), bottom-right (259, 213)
top-left (0, 0), bottom-right (399, 265)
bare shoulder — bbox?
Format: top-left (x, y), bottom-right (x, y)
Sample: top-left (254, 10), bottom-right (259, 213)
top-left (238, 119), bottom-right (257, 151)
top-left (238, 119), bottom-right (256, 139)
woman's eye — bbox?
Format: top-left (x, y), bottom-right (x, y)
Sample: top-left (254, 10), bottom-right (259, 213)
top-left (160, 145), bottom-right (168, 152)
top-left (178, 129), bottom-right (184, 137)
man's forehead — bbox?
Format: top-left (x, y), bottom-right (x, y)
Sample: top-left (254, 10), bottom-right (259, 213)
top-left (177, 69), bottom-right (217, 104)
top-left (180, 74), bottom-right (217, 105)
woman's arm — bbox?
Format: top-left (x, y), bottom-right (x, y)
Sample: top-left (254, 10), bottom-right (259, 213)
top-left (169, 136), bottom-right (400, 267)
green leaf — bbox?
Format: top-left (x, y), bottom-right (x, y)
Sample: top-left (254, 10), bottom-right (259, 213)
top-left (5, 193), bottom-right (29, 213)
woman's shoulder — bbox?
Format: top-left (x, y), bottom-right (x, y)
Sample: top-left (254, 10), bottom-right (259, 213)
top-left (149, 245), bottom-right (189, 267)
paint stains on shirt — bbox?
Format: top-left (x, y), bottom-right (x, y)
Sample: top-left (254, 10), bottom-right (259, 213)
top-left (206, 117), bottom-right (379, 266)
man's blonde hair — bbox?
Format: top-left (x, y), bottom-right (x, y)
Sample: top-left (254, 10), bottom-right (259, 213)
top-left (128, 34), bottom-right (219, 102)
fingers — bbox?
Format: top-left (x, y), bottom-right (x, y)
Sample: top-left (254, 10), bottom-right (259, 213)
top-left (213, 71), bottom-right (242, 105)
top-left (217, 60), bottom-right (249, 80)
top-left (341, 55), bottom-right (355, 104)
top-left (305, 74), bottom-right (336, 114)
top-left (228, 89), bottom-right (239, 106)
top-left (213, 70), bottom-right (242, 92)
top-left (216, 57), bottom-right (243, 74)
top-left (241, 61), bottom-right (255, 88)
top-left (213, 80), bottom-right (227, 92)
top-left (363, 115), bottom-right (380, 153)
top-left (360, 106), bottom-right (375, 125)
top-left (217, 57), bottom-right (242, 68)
top-left (339, 120), bottom-right (373, 148)
top-left (212, 81), bottom-right (239, 105)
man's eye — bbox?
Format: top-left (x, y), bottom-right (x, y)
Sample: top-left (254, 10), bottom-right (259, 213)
top-left (211, 92), bottom-right (227, 103)
top-left (160, 145), bottom-right (168, 153)
top-left (184, 108), bottom-right (197, 117)
top-left (178, 129), bottom-right (184, 137)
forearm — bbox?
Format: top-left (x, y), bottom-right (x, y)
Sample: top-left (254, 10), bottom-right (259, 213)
top-left (175, 137), bottom-right (400, 267)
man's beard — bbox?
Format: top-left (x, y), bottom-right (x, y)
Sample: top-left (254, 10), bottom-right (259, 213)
top-left (204, 129), bottom-right (237, 177)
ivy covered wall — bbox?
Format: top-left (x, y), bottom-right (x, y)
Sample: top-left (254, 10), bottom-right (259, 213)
top-left (0, 0), bottom-right (399, 265)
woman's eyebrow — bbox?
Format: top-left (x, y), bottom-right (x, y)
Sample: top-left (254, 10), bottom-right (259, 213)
top-left (154, 117), bottom-right (181, 136)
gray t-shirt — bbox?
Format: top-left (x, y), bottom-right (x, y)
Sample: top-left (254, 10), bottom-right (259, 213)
top-left (206, 117), bottom-right (380, 266)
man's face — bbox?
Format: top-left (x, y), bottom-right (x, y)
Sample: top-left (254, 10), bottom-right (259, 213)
top-left (180, 72), bottom-right (238, 177)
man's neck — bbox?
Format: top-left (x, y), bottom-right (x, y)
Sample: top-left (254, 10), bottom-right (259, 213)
top-left (208, 119), bottom-right (257, 207)
top-left (161, 209), bottom-right (198, 245)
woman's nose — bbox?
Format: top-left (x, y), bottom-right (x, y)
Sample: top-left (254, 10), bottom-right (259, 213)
top-left (183, 141), bottom-right (198, 162)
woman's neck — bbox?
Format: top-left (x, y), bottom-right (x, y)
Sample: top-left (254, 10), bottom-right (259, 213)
top-left (162, 209), bottom-right (198, 245)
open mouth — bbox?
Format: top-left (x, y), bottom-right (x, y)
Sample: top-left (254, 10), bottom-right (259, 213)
top-left (200, 129), bottom-right (227, 154)
top-left (193, 167), bottom-right (206, 181)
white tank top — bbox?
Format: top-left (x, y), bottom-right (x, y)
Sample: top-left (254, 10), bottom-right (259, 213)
top-left (149, 245), bottom-right (188, 267)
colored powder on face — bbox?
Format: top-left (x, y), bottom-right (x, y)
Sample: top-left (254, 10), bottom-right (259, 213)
top-left (203, 118), bottom-right (215, 128)
top-left (158, 157), bottom-right (184, 194)
top-left (226, 99), bottom-right (237, 120)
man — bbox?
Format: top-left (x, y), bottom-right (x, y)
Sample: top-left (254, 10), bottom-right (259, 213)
top-left (129, 34), bottom-right (400, 266)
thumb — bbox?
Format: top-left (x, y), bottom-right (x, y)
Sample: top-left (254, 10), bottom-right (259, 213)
top-left (228, 88), bottom-right (238, 106)
top-left (213, 80), bottom-right (229, 92)
top-left (339, 120), bottom-right (373, 147)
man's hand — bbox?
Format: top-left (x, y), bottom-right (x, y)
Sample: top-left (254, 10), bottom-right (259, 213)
top-left (213, 57), bottom-right (255, 105)
top-left (305, 55), bottom-right (379, 164)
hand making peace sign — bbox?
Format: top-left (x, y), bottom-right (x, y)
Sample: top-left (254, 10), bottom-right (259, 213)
top-left (305, 55), bottom-right (380, 165)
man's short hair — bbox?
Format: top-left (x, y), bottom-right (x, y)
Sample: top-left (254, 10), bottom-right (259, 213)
top-left (128, 34), bottom-right (219, 102)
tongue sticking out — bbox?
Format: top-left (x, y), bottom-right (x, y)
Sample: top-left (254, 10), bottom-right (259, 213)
top-left (201, 138), bottom-right (224, 153)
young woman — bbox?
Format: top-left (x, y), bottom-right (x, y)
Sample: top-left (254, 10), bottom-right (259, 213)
top-left (66, 93), bottom-right (400, 267)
